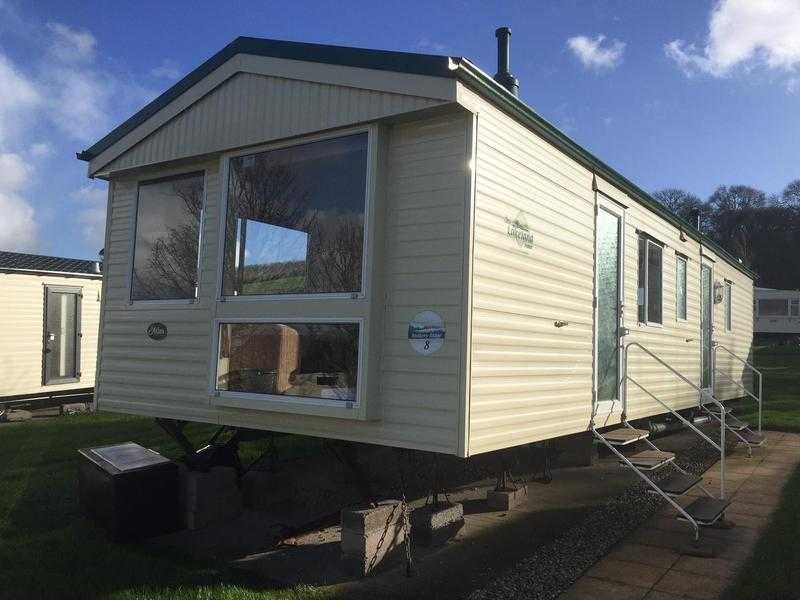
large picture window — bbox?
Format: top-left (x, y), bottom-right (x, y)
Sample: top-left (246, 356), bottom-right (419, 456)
top-left (222, 133), bottom-right (368, 297)
top-left (216, 322), bottom-right (360, 402)
top-left (131, 172), bottom-right (204, 301)
top-left (637, 237), bottom-right (663, 324)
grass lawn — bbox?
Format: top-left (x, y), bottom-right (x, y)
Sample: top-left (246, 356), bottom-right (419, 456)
top-left (720, 463), bottom-right (800, 600)
top-left (721, 343), bottom-right (800, 599)
top-left (0, 412), bottom-right (330, 600)
top-left (736, 344), bottom-right (800, 432)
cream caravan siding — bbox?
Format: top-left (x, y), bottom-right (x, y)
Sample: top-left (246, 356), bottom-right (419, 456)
top-left (97, 160), bottom-right (221, 422)
top-left (97, 112), bottom-right (471, 454)
top-left (102, 71), bottom-right (449, 175)
top-left (459, 85), bottom-right (755, 455)
top-left (0, 272), bottom-right (101, 397)
top-left (461, 88), bottom-right (597, 455)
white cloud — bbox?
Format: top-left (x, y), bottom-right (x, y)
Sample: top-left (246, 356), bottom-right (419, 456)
top-left (567, 34), bottom-right (625, 70)
top-left (150, 58), bottom-right (181, 80)
top-left (71, 183), bottom-right (107, 250)
top-left (29, 141), bottom-right (53, 158)
top-left (0, 152), bottom-right (31, 191)
top-left (44, 67), bottom-right (115, 142)
top-left (0, 191), bottom-right (37, 251)
top-left (0, 152), bottom-right (37, 251)
top-left (665, 0), bottom-right (800, 77)
top-left (0, 53), bottom-right (40, 146)
top-left (46, 22), bottom-right (96, 63)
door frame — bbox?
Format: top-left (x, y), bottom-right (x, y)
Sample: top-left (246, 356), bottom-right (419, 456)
top-left (699, 260), bottom-right (714, 396)
top-left (593, 195), bottom-right (626, 418)
top-left (42, 285), bottom-right (83, 386)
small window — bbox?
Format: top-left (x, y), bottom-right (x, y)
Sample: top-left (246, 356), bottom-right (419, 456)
top-left (676, 255), bottom-right (688, 321)
top-left (131, 172), bottom-right (204, 301)
top-left (791, 299), bottom-right (799, 317)
top-left (216, 322), bottom-right (360, 403)
top-left (637, 237), bottom-right (663, 324)
top-left (759, 299), bottom-right (789, 316)
top-left (724, 281), bottom-right (732, 331)
top-left (222, 133), bottom-right (369, 297)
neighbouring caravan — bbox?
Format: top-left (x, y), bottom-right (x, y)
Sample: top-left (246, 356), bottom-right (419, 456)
top-left (753, 287), bottom-right (800, 336)
top-left (0, 251), bottom-right (102, 413)
top-left (78, 32), bottom-right (756, 459)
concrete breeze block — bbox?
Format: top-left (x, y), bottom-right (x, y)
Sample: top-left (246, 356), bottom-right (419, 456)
top-left (486, 484), bottom-right (528, 511)
top-left (341, 500), bottom-right (407, 576)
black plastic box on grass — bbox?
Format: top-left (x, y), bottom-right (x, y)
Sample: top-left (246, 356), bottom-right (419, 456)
top-left (78, 442), bottom-right (180, 541)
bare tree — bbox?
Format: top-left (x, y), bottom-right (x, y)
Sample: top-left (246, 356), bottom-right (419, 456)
top-left (652, 188), bottom-right (709, 229)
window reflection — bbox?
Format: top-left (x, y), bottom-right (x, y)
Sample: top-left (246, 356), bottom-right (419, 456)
top-left (132, 172), bottom-right (204, 300)
top-left (223, 133), bottom-right (368, 296)
top-left (216, 322), bottom-right (359, 402)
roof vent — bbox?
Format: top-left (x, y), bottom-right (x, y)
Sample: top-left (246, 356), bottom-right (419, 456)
top-left (494, 27), bottom-right (519, 97)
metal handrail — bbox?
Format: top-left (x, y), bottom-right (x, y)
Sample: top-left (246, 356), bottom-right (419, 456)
top-left (592, 426), bottom-right (701, 542)
top-left (713, 368), bottom-right (760, 405)
top-left (624, 341), bottom-right (726, 499)
top-left (714, 344), bottom-right (763, 433)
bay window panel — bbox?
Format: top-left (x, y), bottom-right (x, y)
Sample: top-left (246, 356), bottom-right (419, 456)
top-left (222, 133), bottom-right (368, 296)
top-left (216, 322), bottom-right (359, 402)
top-left (647, 243), bottom-right (663, 324)
top-left (131, 172), bottom-right (204, 301)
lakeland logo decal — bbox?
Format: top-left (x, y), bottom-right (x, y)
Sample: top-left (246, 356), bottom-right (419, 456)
top-left (505, 212), bottom-right (534, 251)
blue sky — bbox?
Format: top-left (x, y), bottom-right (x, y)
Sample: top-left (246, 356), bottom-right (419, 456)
top-left (0, 0), bottom-right (798, 260)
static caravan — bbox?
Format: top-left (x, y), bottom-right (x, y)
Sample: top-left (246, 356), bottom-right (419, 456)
top-left (78, 32), bottom-right (756, 462)
top-left (753, 287), bottom-right (800, 336)
top-left (0, 251), bottom-right (102, 416)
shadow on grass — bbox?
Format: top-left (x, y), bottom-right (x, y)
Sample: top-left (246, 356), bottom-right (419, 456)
top-left (0, 413), bottom-right (327, 600)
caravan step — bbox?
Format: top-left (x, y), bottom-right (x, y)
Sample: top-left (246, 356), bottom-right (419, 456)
top-left (647, 471), bottom-right (702, 496)
top-left (620, 450), bottom-right (675, 470)
top-left (601, 428), bottom-right (649, 446)
top-left (739, 431), bottom-right (767, 447)
top-left (702, 403), bottom-right (733, 415)
top-left (728, 421), bottom-right (751, 432)
top-left (678, 497), bottom-right (732, 526)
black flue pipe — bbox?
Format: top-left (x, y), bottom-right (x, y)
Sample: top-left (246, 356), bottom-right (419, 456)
top-left (494, 27), bottom-right (519, 97)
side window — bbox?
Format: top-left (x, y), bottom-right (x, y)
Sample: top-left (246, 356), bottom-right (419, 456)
top-left (637, 237), bottom-right (663, 325)
top-left (791, 299), bottom-right (799, 317)
top-left (724, 281), bottom-right (732, 331)
top-left (676, 255), bottom-right (688, 321)
top-left (131, 172), bottom-right (205, 301)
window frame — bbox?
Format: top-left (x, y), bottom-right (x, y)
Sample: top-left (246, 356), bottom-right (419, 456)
top-left (792, 298), bottom-right (800, 317)
top-left (214, 125), bottom-right (375, 303)
top-left (127, 170), bottom-right (208, 306)
top-left (675, 254), bottom-right (688, 322)
top-left (724, 280), bottom-right (733, 332)
top-left (210, 316), bottom-right (366, 413)
top-left (758, 298), bottom-right (790, 317)
top-left (638, 236), bottom-right (664, 326)
top-left (42, 284), bottom-right (82, 385)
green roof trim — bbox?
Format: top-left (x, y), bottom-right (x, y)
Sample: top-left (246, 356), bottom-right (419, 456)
top-left (77, 37), bottom-right (754, 280)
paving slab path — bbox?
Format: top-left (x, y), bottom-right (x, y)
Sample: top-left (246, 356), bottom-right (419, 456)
top-left (559, 431), bottom-right (800, 600)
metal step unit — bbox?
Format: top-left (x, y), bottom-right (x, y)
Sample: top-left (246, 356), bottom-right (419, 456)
top-left (739, 430), bottom-right (767, 447)
top-left (589, 341), bottom-right (750, 550)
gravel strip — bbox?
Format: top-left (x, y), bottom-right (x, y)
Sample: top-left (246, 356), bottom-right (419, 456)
top-left (467, 437), bottom-right (721, 600)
